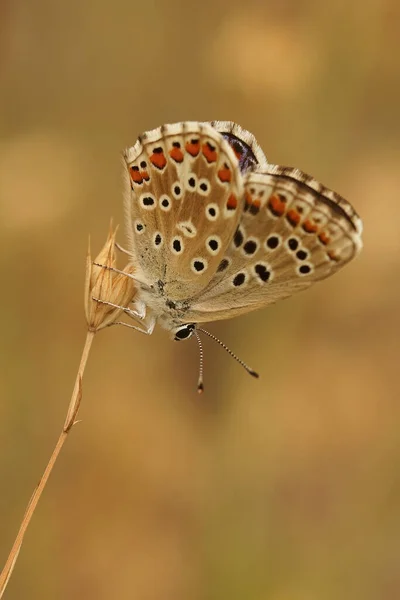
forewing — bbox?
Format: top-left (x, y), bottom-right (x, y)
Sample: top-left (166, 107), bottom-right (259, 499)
top-left (186, 166), bottom-right (363, 322)
top-left (123, 122), bottom-right (244, 300)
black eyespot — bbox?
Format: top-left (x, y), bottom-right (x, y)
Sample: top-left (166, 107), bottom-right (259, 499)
top-left (140, 160), bottom-right (147, 168)
top-left (193, 260), bottom-right (205, 272)
top-left (233, 273), bottom-right (246, 286)
top-left (161, 198), bottom-right (169, 207)
top-left (153, 146), bottom-right (163, 154)
top-left (288, 238), bottom-right (299, 251)
top-left (188, 177), bottom-right (196, 188)
top-left (299, 265), bottom-right (311, 274)
top-left (154, 234), bottom-right (162, 246)
top-left (255, 264), bottom-right (270, 282)
top-left (173, 239), bottom-right (182, 253)
top-left (208, 207), bottom-right (216, 217)
top-left (234, 228), bottom-right (244, 247)
top-left (142, 196), bottom-right (154, 206)
top-left (172, 141), bottom-right (181, 148)
top-left (217, 258), bottom-right (229, 272)
top-left (243, 240), bottom-right (258, 255)
top-left (208, 239), bottom-right (219, 251)
top-left (131, 165), bottom-right (139, 171)
top-left (266, 236), bottom-right (279, 249)
top-left (296, 250), bottom-right (308, 260)
top-left (200, 182), bottom-right (208, 192)
top-left (136, 223), bottom-right (144, 232)
top-left (174, 185), bottom-right (181, 195)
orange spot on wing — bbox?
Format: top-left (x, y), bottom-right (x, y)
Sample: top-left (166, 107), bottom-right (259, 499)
top-left (141, 170), bottom-right (149, 181)
top-left (252, 198), bottom-right (261, 208)
top-left (226, 194), bottom-right (237, 210)
top-left (169, 147), bottom-right (184, 162)
top-left (318, 231), bottom-right (330, 245)
top-left (286, 209), bottom-right (301, 227)
top-left (130, 166), bottom-right (143, 184)
top-left (218, 167), bottom-right (232, 183)
top-left (268, 194), bottom-right (286, 217)
top-left (302, 219), bottom-right (319, 234)
top-left (245, 191), bottom-right (253, 205)
top-left (150, 152), bottom-right (167, 170)
top-left (202, 143), bottom-right (218, 163)
top-left (185, 141), bottom-right (200, 156)
top-left (327, 250), bottom-right (340, 262)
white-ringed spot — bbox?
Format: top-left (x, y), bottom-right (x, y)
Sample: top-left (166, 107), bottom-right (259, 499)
top-left (297, 263), bottom-right (313, 276)
top-left (171, 236), bottom-right (184, 255)
top-left (171, 182), bottom-right (182, 199)
top-left (286, 236), bottom-right (301, 252)
top-left (232, 271), bottom-right (247, 287)
top-left (176, 221), bottom-right (197, 238)
top-left (159, 194), bottom-right (172, 211)
top-left (198, 178), bottom-right (211, 196)
top-left (186, 172), bottom-right (198, 191)
top-left (265, 234), bottom-right (282, 250)
top-left (295, 249), bottom-right (308, 261)
top-left (191, 257), bottom-right (208, 274)
top-left (139, 193), bottom-right (156, 210)
top-left (206, 235), bottom-right (221, 256)
top-left (242, 237), bottom-right (259, 257)
top-left (205, 203), bottom-right (219, 221)
top-left (134, 220), bottom-right (145, 234)
top-left (252, 262), bottom-right (273, 284)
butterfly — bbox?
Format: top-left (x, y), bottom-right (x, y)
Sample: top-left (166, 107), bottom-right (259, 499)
top-left (120, 121), bottom-right (362, 387)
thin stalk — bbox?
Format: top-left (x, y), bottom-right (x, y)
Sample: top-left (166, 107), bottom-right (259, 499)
top-left (0, 330), bottom-right (96, 598)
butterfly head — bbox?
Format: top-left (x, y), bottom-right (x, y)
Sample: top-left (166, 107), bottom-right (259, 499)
top-left (173, 323), bottom-right (196, 342)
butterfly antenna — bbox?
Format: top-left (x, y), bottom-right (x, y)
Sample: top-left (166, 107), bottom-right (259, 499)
top-left (194, 331), bottom-right (205, 394)
top-left (197, 328), bottom-right (259, 379)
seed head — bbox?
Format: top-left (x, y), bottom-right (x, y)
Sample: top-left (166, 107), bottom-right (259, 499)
top-left (84, 224), bottom-right (136, 331)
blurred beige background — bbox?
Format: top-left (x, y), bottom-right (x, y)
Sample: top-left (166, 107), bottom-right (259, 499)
top-left (1, 1), bottom-right (400, 599)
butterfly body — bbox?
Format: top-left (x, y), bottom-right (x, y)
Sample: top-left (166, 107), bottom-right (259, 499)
top-left (122, 121), bottom-right (362, 342)
top-left (136, 283), bottom-right (193, 335)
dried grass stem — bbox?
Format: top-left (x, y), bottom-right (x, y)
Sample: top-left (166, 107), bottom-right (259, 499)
top-left (0, 330), bottom-right (95, 598)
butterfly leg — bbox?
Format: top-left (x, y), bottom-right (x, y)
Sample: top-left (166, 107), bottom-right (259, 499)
top-left (92, 262), bottom-right (148, 288)
top-left (92, 297), bottom-right (146, 321)
top-left (92, 297), bottom-right (156, 335)
top-left (110, 314), bottom-right (156, 335)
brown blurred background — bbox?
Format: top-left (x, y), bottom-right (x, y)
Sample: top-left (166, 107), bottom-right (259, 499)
top-left (1, 1), bottom-right (400, 598)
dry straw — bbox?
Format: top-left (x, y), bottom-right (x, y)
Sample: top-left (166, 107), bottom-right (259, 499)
top-left (0, 224), bottom-right (136, 598)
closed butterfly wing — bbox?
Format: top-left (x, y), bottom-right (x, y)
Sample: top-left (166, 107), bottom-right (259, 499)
top-left (123, 122), bottom-right (244, 301)
top-left (186, 166), bottom-right (363, 322)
